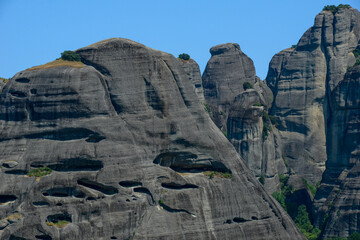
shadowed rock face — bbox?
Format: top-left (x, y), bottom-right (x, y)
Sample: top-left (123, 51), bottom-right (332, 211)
top-left (202, 43), bottom-right (286, 193)
top-left (0, 39), bottom-right (303, 239)
top-left (314, 65), bottom-right (360, 239)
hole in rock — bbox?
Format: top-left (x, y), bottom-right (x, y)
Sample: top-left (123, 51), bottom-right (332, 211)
top-left (86, 197), bottom-right (96, 201)
top-left (2, 162), bottom-right (18, 168)
top-left (9, 235), bottom-right (27, 240)
top-left (25, 128), bottom-right (104, 142)
top-left (42, 187), bottom-right (85, 198)
top-left (30, 89), bottom-right (37, 94)
top-left (35, 234), bottom-right (52, 240)
top-left (0, 195), bottom-right (17, 204)
top-left (4, 169), bottom-right (28, 175)
top-left (134, 187), bottom-right (155, 204)
top-left (233, 217), bottom-right (248, 223)
top-left (161, 182), bottom-right (198, 190)
top-left (10, 91), bottom-right (26, 98)
top-left (159, 202), bottom-right (193, 215)
top-left (56, 203), bottom-right (63, 206)
top-left (110, 237), bottom-right (117, 239)
top-left (46, 213), bottom-right (72, 226)
top-left (119, 181), bottom-right (142, 188)
top-left (42, 158), bottom-right (103, 172)
top-left (15, 78), bottom-right (30, 83)
top-left (33, 201), bottom-right (50, 206)
top-left (153, 151), bottom-right (231, 173)
top-left (77, 179), bottom-right (118, 195)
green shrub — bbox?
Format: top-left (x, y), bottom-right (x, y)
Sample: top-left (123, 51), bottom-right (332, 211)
top-left (158, 199), bottom-right (164, 205)
top-left (295, 205), bottom-right (321, 240)
top-left (323, 4), bottom-right (350, 13)
top-left (243, 82), bottom-right (253, 90)
top-left (272, 191), bottom-right (286, 209)
top-left (222, 131), bottom-right (228, 137)
top-left (28, 167), bottom-right (52, 177)
top-left (291, 45), bottom-right (297, 49)
top-left (202, 102), bottom-right (211, 114)
top-left (203, 171), bottom-right (232, 179)
top-left (46, 220), bottom-right (70, 228)
top-left (302, 178), bottom-right (318, 196)
top-left (349, 232), bottom-right (360, 240)
top-left (178, 53), bottom-right (190, 61)
top-left (61, 50), bottom-right (82, 62)
top-left (354, 58), bottom-right (360, 67)
top-left (353, 49), bottom-right (360, 58)
top-left (253, 102), bottom-right (263, 107)
top-left (282, 156), bottom-right (289, 167)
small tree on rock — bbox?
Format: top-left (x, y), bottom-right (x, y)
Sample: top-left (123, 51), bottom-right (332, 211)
top-left (61, 51), bottom-right (82, 62)
top-left (178, 53), bottom-right (190, 61)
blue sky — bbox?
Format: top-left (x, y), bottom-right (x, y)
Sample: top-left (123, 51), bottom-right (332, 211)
top-left (1, 0), bottom-right (360, 79)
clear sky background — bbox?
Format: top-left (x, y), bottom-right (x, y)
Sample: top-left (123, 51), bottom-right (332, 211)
top-left (1, 0), bottom-right (360, 80)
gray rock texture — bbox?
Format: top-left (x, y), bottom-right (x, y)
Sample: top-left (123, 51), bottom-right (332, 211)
top-left (313, 65), bottom-right (360, 239)
top-left (178, 58), bottom-right (204, 102)
top-left (266, 6), bottom-right (360, 239)
top-left (266, 7), bottom-right (360, 186)
top-left (0, 38), bottom-right (304, 239)
top-left (202, 43), bottom-right (286, 193)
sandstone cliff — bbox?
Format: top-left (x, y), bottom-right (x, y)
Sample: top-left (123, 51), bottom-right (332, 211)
top-left (0, 39), bottom-right (304, 239)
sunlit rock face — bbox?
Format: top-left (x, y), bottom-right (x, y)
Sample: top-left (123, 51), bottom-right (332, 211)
top-left (267, 6), bottom-right (360, 239)
top-left (0, 38), bottom-right (303, 240)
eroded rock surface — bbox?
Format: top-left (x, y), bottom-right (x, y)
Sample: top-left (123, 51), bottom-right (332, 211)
top-left (0, 39), bottom-right (303, 239)
top-left (202, 43), bottom-right (286, 193)
top-left (266, 6), bottom-right (360, 239)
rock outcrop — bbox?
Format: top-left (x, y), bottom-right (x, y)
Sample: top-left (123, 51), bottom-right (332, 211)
top-left (202, 43), bottom-right (286, 193)
top-left (266, 6), bottom-right (360, 239)
top-left (0, 39), bottom-right (304, 239)
top-left (267, 7), bottom-right (360, 185)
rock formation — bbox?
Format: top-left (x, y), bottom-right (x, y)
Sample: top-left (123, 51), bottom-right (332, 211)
top-left (0, 39), bottom-right (304, 239)
top-left (202, 43), bottom-right (286, 193)
top-left (266, 5), bottom-right (360, 239)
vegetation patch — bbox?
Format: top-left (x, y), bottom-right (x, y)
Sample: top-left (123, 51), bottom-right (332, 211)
top-left (178, 53), bottom-right (190, 61)
top-left (203, 171), bottom-right (232, 179)
top-left (28, 167), bottom-right (52, 177)
top-left (243, 82), bottom-right (253, 90)
top-left (262, 112), bottom-right (272, 141)
top-left (222, 130), bottom-right (228, 137)
top-left (60, 50), bottom-right (82, 62)
top-left (323, 4), bottom-right (351, 13)
top-left (282, 155), bottom-right (289, 167)
top-left (253, 102), bottom-right (263, 107)
top-left (291, 45), bottom-right (297, 49)
top-left (302, 178), bottom-right (319, 197)
top-left (202, 102), bottom-right (211, 115)
top-left (46, 220), bottom-right (70, 228)
top-left (1, 213), bottom-right (22, 224)
top-left (295, 205), bottom-right (321, 240)
top-left (27, 59), bottom-right (84, 71)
